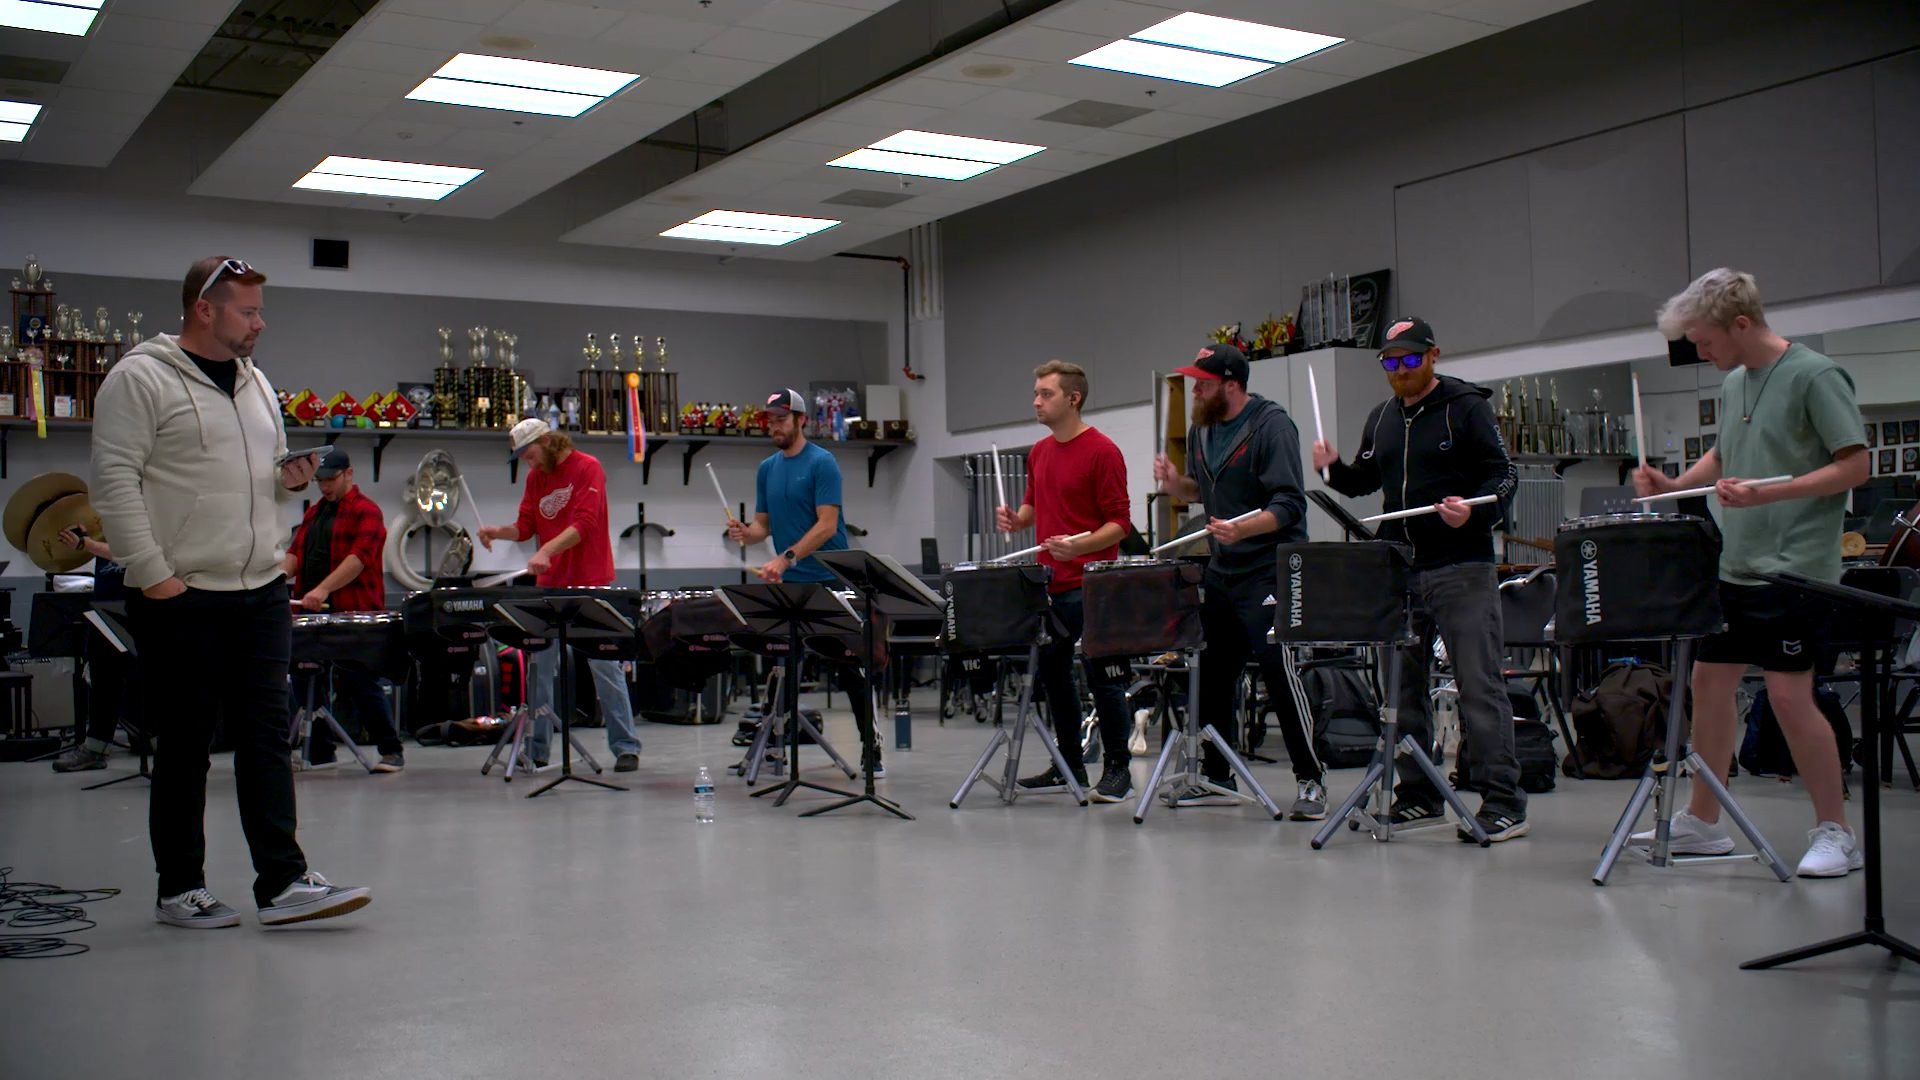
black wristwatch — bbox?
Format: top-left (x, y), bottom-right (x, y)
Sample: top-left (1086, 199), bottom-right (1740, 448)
top-left (782, 548), bottom-right (798, 563)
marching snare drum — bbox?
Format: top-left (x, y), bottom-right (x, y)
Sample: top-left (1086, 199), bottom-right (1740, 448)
top-left (1552, 513), bottom-right (1722, 644)
top-left (1080, 556), bottom-right (1203, 659)
top-left (638, 590), bottom-right (738, 690)
top-left (292, 612), bottom-right (410, 681)
top-left (940, 563), bottom-right (1052, 656)
top-left (1271, 542), bottom-right (1414, 645)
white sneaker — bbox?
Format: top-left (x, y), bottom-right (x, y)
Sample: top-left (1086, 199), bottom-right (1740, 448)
top-left (258, 871), bottom-right (371, 925)
top-left (1795, 821), bottom-right (1863, 878)
top-left (1128, 709), bottom-right (1150, 756)
top-left (1629, 810), bottom-right (1735, 855)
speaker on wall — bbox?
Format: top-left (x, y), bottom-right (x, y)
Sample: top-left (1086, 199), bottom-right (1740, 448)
top-left (312, 238), bottom-right (349, 269)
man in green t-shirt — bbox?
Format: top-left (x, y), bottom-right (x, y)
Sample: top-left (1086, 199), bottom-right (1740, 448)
top-left (1633, 268), bottom-right (1870, 878)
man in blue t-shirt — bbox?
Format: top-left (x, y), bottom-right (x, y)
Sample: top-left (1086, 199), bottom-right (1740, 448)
top-left (727, 388), bottom-right (878, 775)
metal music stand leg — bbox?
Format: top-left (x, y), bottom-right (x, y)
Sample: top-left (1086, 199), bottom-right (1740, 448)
top-left (952, 644), bottom-right (1085, 808)
top-left (1133, 651), bottom-right (1277, 823)
top-left (752, 627), bottom-right (861, 809)
top-left (481, 705), bottom-right (525, 777)
top-left (527, 627), bottom-right (625, 798)
top-left (794, 709), bottom-right (858, 780)
top-left (802, 577), bottom-right (913, 820)
top-left (1594, 639), bottom-right (1788, 884)
top-left (82, 718), bottom-right (154, 790)
top-left (735, 667), bottom-right (786, 783)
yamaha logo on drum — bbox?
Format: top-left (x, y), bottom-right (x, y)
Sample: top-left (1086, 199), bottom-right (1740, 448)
top-left (1288, 558), bottom-right (1304, 628)
top-left (1288, 553), bottom-right (1303, 572)
top-left (1581, 540), bottom-right (1602, 626)
top-left (444, 598), bottom-right (486, 613)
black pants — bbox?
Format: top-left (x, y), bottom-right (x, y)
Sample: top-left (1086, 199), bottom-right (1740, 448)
top-left (131, 582), bottom-right (306, 907)
top-left (820, 658), bottom-right (880, 764)
top-left (298, 661), bottom-right (404, 758)
top-left (1198, 571), bottom-right (1323, 785)
top-left (83, 632), bottom-right (138, 746)
top-left (1036, 589), bottom-right (1132, 777)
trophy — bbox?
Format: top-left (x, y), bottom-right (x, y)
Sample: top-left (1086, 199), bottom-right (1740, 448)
top-left (431, 327), bottom-right (459, 429)
top-left (608, 333), bottom-right (623, 370)
top-left (54, 304), bottom-right (71, 339)
top-left (22, 254), bottom-right (42, 290)
top-left (0, 326), bottom-right (12, 355)
top-left (578, 333), bottom-right (608, 432)
top-left (490, 329), bottom-right (516, 428)
top-left (644, 335), bottom-right (677, 434)
top-left (466, 325), bottom-right (493, 428)
top-left (127, 311), bottom-right (143, 345)
top-left (94, 306), bottom-right (110, 339)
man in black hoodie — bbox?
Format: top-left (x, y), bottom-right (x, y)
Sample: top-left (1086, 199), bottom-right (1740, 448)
top-left (1152, 344), bottom-right (1326, 815)
top-left (1312, 317), bottom-right (1527, 842)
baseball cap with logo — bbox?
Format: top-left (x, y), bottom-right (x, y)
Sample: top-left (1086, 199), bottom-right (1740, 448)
top-left (314, 446), bottom-right (351, 478)
top-left (1379, 316), bottom-right (1437, 356)
top-left (508, 416), bottom-right (551, 461)
top-left (1173, 343), bottom-right (1250, 385)
top-left (763, 388), bottom-right (806, 416)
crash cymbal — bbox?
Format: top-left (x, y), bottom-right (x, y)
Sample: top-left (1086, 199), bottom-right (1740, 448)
top-left (25, 493), bottom-right (103, 573)
top-left (4, 471), bottom-right (87, 550)
top-left (1841, 531), bottom-right (1867, 558)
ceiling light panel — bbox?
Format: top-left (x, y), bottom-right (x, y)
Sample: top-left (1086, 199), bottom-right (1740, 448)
top-left (406, 53), bottom-right (641, 117)
top-left (293, 156), bottom-right (483, 201)
top-left (659, 223), bottom-right (811, 246)
top-left (868, 130), bottom-right (1044, 166)
top-left (0, 0), bottom-right (102, 37)
top-left (827, 147), bottom-right (1000, 180)
top-left (1068, 39), bottom-right (1273, 87)
top-left (1131, 12), bottom-right (1343, 65)
top-left (662, 210), bottom-right (842, 247)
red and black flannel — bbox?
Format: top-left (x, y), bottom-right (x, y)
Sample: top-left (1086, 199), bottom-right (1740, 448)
top-left (289, 485), bottom-right (387, 611)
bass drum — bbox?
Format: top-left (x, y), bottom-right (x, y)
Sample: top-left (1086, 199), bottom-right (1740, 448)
top-left (1881, 502), bottom-right (1920, 570)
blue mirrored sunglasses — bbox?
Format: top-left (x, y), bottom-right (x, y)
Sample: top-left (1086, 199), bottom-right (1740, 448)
top-left (1380, 351), bottom-right (1427, 372)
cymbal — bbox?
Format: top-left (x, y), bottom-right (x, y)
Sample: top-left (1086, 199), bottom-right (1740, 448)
top-left (1841, 531), bottom-right (1867, 558)
top-left (25, 494), bottom-right (103, 573)
top-left (4, 471), bottom-right (87, 550)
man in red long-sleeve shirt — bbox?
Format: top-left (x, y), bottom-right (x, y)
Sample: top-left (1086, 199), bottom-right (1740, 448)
top-left (995, 360), bottom-right (1137, 802)
top-left (285, 447), bottom-right (404, 771)
top-left (477, 419), bottom-right (640, 772)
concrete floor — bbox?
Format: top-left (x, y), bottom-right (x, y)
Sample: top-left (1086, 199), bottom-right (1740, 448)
top-left (3, 694), bottom-right (1917, 1080)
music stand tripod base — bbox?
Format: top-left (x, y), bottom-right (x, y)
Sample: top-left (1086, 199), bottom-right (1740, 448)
top-left (951, 641), bottom-right (1089, 808)
top-left (1131, 647), bottom-right (1283, 824)
top-left (1308, 641), bottom-right (1489, 848)
top-left (289, 663), bottom-right (378, 775)
top-left (1591, 638), bottom-right (1791, 885)
top-left (492, 597), bottom-right (631, 798)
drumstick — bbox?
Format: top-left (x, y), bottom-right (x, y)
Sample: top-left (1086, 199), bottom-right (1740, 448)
top-left (1631, 474), bottom-right (1792, 504)
top-left (1359, 495), bottom-right (1497, 524)
top-left (1149, 509), bottom-right (1263, 554)
top-left (1307, 363), bottom-right (1328, 482)
top-left (707, 462), bottom-right (775, 554)
top-left (1630, 371), bottom-right (1647, 470)
top-left (475, 567), bottom-right (528, 588)
top-left (993, 531), bottom-right (1091, 563)
top-left (990, 443), bottom-right (1009, 511)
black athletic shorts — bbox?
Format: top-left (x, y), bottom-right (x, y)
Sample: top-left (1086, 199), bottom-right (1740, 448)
top-left (1695, 582), bottom-right (1828, 673)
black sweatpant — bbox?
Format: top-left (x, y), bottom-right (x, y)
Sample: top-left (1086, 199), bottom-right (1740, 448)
top-left (1197, 570), bottom-right (1323, 785)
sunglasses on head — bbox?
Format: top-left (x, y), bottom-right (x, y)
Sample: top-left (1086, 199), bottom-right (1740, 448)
top-left (1380, 350), bottom-right (1428, 372)
top-left (197, 258), bottom-right (256, 301)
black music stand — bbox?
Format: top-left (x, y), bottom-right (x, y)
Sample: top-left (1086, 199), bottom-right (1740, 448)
top-left (78, 606), bottom-right (151, 791)
top-left (813, 551), bottom-right (944, 819)
top-left (1742, 569), bottom-right (1919, 971)
top-left (718, 582), bottom-right (866, 812)
top-left (1308, 490), bottom-right (1377, 542)
top-left (493, 596), bottom-right (634, 798)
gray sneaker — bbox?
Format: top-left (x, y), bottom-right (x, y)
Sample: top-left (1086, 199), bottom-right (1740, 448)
top-left (51, 745), bottom-right (108, 772)
top-left (372, 753), bottom-right (404, 773)
top-left (258, 872), bottom-right (371, 926)
top-left (155, 888), bottom-right (241, 929)
top-left (1289, 778), bottom-right (1328, 821)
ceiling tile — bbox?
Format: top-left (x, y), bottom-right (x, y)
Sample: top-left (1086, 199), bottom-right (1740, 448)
top-left (325, 39), bottom-right (451, 76)
top-left (1194, 0), bottom-right (1422, 40)
top-left (980, 26), bottom-right (1114, 65)
top-left (372, 0), bottom-right (519, 22)
top-left (91, 15), bottom-right (220, 51)
top-left (1034, 0), bottom-right (1189, 37)
top-left (616, 77), bottom-right (727, 108)
top-left (1363, 12), bottom-right (1502, 52)
top-left (652, 52), bottom-right (773, 86)
top-left (965, 88), bottom-right (1080, 120)
top-left (1163, 89), bottom-right (1282, 121)
top-left (497, 0), bottom-right (629, 39)
top-left (699, 26), bottom-right (818, 63)
top-left (828, 98), bottom-right (946, 129)
top-left (741, 1), bottom-right (871, 37)
top-left (1232, 64), bottom-right (1351, 100)
top-left (1444, 0), bottom-right (1592, 28)
top-left (871, 77), bottom-right (997, 110)
top-left (356, 12), bottom-right (481, 51)
top-left (602, 14), bottom-right (730, 50)
top-left (1109, 108), bottom-right (1222, 139)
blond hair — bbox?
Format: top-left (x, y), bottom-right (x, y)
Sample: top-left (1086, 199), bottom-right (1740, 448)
top-left (540, 431), bottom-right (573, 455)
top-left (1657, 268), bottom-right (1767, 338)
top-left (1032, 359), bottom-right (1089, 410)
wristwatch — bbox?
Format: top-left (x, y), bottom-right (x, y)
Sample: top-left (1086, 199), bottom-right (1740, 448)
top-left (782, 548), bottom-right (798, 563)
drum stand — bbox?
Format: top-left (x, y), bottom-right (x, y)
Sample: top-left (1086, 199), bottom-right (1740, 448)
top-left (288, 660), bottom-right (376, 774)
top-left (1133, 646), bottom-right (1283, 823)
top-left (1311, 642), bottom-right (1490, 848)
top-left (480, 702), bottom-right (602, 781)
top-left (1593, 638), bottom-right (1792, 884)
top-left (734, 664), bottom-right (858, 785)
top-left (952, 637), bottom-right (1089, 807)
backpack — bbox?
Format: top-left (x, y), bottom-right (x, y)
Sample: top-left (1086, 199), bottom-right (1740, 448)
top-left (1563, 661), bottom-right (1678, 780)
top-left (1737, 686), bottom-right (1854, 778)
top-left (1301, 661), bottom-right (1379, 769)
top-left (1454, 717), bottom-right (1559, 794)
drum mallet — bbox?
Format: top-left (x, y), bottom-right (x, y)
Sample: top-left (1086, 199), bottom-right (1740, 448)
top-left (993, 531), bottom-right (1090, 563)
top-left (1149, 509), bottom-right (1263, 555)
top-left (707, 462), bottom-right (774, 554)
top-left (1360, 495), bottom-right (1497, 524)
top-left (1632, 475), bottom-right (1792, 504)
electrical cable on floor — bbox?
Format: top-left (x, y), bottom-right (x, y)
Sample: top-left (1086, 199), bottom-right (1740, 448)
top-left (0, 867), bottom-right (119, 959)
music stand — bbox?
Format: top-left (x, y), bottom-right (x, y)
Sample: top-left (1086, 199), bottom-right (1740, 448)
top-left (811, 551), bottom-right (939, 819)
top-left (1741, 569), bottom-right (1919, 971)
top-left (493, 596), bottom-right (634, 798)
top-left (718, 583), bottom-right (867, 812)
top-left (1308, 491), bottom-right (1377, 542)
top-left (78, 606), bottom-right (151, 790)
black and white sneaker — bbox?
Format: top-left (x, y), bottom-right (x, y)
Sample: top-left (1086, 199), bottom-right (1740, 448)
top-left (51, 745), bottom-right (108, 772)
top-left (258, 872), bottom-right (371, 926)
top-left (1388, 800), bottom-right (1444, 826)
top-left (1017, 766), bottom-right (1083, 790)
top-left (1460, 808), bottom-right (1529, 843)
top-left (1091, 767), bottom-right (1133, 803)
top-left (155, 888), bottom-right (241, 929)
top-left (1175, 777), bottom-right (1238, 806)
top-left (1288, 779), bottom-right (1328, 821)
top-left (372, 753), bottom-right (404, 773)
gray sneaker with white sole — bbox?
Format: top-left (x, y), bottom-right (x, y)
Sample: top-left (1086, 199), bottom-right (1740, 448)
top-left (258, 872), bottom-right (371, 926)
top-left (155, 888), bottom-right (242, 929)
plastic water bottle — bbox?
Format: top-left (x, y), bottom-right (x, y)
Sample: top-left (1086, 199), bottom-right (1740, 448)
top-left (694, 765), bottom-right (716, 823)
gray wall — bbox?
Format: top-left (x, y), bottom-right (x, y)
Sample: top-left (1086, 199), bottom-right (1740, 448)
top-left (45, 272), bottom-right (889, 404)
top-left (942, 0), bottom-right (1920, 433)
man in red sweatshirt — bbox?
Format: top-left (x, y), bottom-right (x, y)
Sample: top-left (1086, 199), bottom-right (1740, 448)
top-left (995, 360), bottom-right (1136, 802)
top-left (478, 419), bottom-right (640, 772)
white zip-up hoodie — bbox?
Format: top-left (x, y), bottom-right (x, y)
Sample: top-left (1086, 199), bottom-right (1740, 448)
top-left (91, 333), bottom-right (298, 592)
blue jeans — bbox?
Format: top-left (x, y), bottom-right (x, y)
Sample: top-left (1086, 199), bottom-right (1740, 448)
top-left (524, 645), bottom-right (640, 760)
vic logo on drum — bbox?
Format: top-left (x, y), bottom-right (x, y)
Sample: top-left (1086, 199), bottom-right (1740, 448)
top-left (1579, 539), bottom-right (1602, 626)
top-left (1287, 553), bottom-right (1304, 628)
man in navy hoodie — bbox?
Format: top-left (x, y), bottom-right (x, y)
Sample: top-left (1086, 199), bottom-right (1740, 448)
top-left (1312, 317), bottom-right (1526, 842)
top-left (1152, 344), bottom-right (1326, 816)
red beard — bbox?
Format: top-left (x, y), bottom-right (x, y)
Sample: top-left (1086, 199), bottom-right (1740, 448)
top-left (1387, 366), bottom-right (1436, 400)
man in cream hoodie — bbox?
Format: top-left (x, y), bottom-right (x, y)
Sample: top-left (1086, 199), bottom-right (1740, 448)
top-left (92, 256), bottom-right (371, 928)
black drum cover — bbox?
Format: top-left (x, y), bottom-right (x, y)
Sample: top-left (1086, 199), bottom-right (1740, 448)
top-left (1272, 542), bottom-right (1414, 645)
top-left (1081, 558), bottom-right (1203, 659)
top-left (1553, 514), bottom-right (1722, 644)
top-left (804, 608), bottom-right (890, 670)
top-left (638, 595), bottom-right (738, 661)
top-left (292, 614), bottom-right (411, 681)
top-left (942, 564), bottom-right (1051, 656)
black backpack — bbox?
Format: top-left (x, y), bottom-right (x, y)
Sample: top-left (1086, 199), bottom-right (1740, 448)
top-left (1738, 686), bottom-right (1854, 778)
top-left (1301, 661), bottom-right (1379, 769)
top-left (1454, 716), bottom-right (1559, 794)
top-left (1563, 661), bottom-right (1678, 780)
